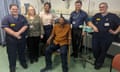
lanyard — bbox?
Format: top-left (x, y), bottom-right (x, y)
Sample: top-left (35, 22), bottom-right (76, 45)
top-left (72, 12), bottom-right (81, 20)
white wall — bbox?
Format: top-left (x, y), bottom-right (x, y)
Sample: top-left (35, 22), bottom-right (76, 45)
top-left (89, 0), bottom-right (120, 16)
top-left (20, 0), bottom-right (120, 18)
top-left (20, 0), bottom-right (42, 14)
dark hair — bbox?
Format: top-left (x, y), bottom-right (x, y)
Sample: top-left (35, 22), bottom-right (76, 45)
top-left (9, 4), bottom-right (19, 9)
top-left (75, 0), bottom-right (82, 5)
top-left (59, 14), bottom-right (67, 24)
top-left (44, 2), bottom-right (51, 8)
top-left (60, 14), bottom-right (65, 20)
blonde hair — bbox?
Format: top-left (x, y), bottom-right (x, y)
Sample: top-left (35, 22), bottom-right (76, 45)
top-left (26, 5), bottom-right (36, 18)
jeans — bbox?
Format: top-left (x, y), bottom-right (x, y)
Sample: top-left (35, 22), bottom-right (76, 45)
top-left (45, 44), bottom-right (68, 72)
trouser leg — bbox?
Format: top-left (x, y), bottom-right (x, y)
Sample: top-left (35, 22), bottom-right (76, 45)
top-left (60, 45), bottom-right (68, 72)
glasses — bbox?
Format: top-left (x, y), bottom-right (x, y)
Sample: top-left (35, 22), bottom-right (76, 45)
top-left (99, 7), bottom-right (104, 8)
top-left (11, 9), bottom-right (18, 10)
top-left (99, 6), bottom-right (106, 8)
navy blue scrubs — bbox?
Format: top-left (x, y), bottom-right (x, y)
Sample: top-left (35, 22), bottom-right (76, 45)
top-left (2, 14), bottom-right (28, 68)
top-left (92, 13), bottom-right (120, 66)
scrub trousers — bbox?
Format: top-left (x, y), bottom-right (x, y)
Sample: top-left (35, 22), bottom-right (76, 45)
top-left (6, 36), bottom-right (27, 69)
top-left (92, 32), bottom-right (113, 66)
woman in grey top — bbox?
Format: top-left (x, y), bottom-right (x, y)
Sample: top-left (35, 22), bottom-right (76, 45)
top-left (26, 5), bottom-right (44, 64)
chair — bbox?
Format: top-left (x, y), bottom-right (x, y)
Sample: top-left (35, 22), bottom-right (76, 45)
top-left (53, 45), bottom-right (71, 64)
top-left (110, 54), bottom-right (120, 72)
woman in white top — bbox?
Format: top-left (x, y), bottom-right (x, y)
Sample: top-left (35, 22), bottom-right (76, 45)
top-left (39, 2), bottom-right (56, 45)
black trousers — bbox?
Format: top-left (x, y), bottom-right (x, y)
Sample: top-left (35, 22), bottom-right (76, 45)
top-left (42, 25), bottom-right (53, 43)
top-left (45, 44), bottom-right (68, 72)
top-left (72, 28), bottom-right (83, 57)
top-left (6, 36), bottom-right (27, 68)
top-left (40, 25), bottom-right (53, 55)
top-left (27, 37), bottom-right (40, 61)
top-left (92, 32), bottom-right (113, 66)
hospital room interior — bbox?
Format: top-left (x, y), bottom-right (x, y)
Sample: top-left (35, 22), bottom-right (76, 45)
top-left (0, 0), bottom-right (120, 72)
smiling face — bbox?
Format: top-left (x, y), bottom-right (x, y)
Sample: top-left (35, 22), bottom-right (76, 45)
top-left (99, 3), bottom-right (108, 14)
top-left (75, 2), bottom-right (82, 11)
top-left (10, 5), bottom-right (19, 16)
top-left (44, 3), bottom-right (51, 13)
top-left (27, 6), bottom-right (36, 16)
top-left (59, 17), bottom-right (65, 25)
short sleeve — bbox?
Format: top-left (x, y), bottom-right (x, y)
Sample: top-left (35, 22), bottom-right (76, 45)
top-left (85, 13), bottom-right (89, 23)
top-left (39, 11), bottom-right (43, 18)
top-left (1, 16), bottom-right (9, 28)
top-left (113, 14), bottom-right (120, 26)
top-left (69, 13), bottom-right (73, 24)
top-left (22, 15), bottom-right (28, 26)
top-left (91, 15), bottom-right (97, 25)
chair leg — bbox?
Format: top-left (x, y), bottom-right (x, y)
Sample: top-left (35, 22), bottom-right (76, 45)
top-left (110, 64), bottom-right (112, 72)
top-left (68, 46), bottom-right (70, 64)
top-left (110, 58), bottom-right (113, 72)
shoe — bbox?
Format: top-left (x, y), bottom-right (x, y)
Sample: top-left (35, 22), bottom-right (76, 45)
top-left (94, 63), bottom-right (102, 70)
top-left (70, 53), bottom-right (74, 57)
top-left (21, 63), bottom-right (28, 69)
top-left (10, 67), bottom-right (15, 72)
top-left (30, 60), bottom-right (34, 64)
top-left (40, 67), bottom-right (52, 72)
top-left (35, 58), bottom-right (38, 62)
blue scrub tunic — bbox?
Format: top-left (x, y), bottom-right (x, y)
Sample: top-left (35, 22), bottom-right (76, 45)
top-left (92, 13), bottom-right (120, 38)
top-left (92, 13), bottom-right (120, 66)
top-left (2, 14), bottom-right (28, 38)
top-left (1, 14), bottom-right (28, 68)
top-left (69, 10), bottom-right (88, 29)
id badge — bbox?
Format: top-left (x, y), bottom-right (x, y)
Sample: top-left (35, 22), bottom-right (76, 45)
top-left (30, 25), bottom-right (34, 28)
top-left (72, 21), bottom-right (76, 24)
top-left (104, 23), bottom-right (110, 27)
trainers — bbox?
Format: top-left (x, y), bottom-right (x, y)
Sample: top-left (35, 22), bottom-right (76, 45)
top-left (40, 67), bottom-right (52, 72)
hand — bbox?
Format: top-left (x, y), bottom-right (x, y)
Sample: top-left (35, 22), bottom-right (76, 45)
top-left (93, 26), bottom-right (99, 32)
top-left (82, 32), bottom-right (85, 36)
top-left (40, 35), bottom-right (44, 39)
top-left (46, 39), bottom-right (51, 45)
top-left (17, 36), bottom-right (22, 39)
top-left (14, 32), bottom-right (21, 39)
top-left (109, 29), bottom-right (117, 35)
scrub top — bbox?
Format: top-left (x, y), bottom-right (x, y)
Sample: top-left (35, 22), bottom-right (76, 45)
top-left (2, 14), bottom-right (28, 38)
top-left (69, 10), bottom-right (88, 29)
top-left (92, 13), bottom-right (120, 38)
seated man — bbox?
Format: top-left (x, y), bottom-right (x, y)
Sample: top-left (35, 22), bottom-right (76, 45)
top-left (40, 16), bottom-right (71, 72)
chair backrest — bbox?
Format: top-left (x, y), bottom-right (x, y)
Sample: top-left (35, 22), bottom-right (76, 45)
top-left (112, 54), bottom-right (120, 71)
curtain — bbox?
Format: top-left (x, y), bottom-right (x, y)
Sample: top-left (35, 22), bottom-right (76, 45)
top-left (0, 0), bottom-right (20, 45)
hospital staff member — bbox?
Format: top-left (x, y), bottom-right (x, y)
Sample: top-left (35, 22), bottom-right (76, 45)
top-left (2, 4), bottom-right (28, 72)
top-left (69, 0), bottom-right (89, 59)
top-left (91, 2), bottom-right (120, 69)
